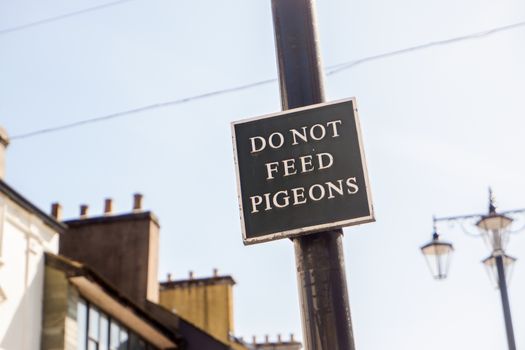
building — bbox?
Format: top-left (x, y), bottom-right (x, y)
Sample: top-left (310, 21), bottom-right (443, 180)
top-left (0, 128), bottom-right (185, 350)
top-left (249, 335), bottom-right (302, 350)
top-left (159, 272), bottom-right (236, 347)
top-left (159, 275), bottom-right (302, 350)
top-left (42, 253), bottom-right (178, 349)
top-left (0, 125), bottom-right (302, 350)
top-left (0, 129), bottom-right (65, 350)
top-left (59, 198), bottom-right (233, 350)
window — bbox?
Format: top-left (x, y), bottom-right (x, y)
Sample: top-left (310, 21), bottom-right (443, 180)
top-left (100, 314), bottom-right (109, 350)
top-left (77, 298), bottom-right (158, 350)
top-left (129, 333), bottom-right (147, 350)
top-left (109, 322), bottom-right (120, 350)
top-left (88, 306), bottom-right (100, 349)
top-left (77, 299), bottom-right (87, 348)
top-left (119, 328), bottom-right (129, 350)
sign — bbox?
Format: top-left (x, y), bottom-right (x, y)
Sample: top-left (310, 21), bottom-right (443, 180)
top-left (232, 98), bottom-right (374, 245)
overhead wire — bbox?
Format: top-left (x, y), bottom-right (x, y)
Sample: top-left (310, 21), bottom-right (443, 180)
top-left (0, 0), bottom-right (136, 36)
top-left (11, 78), bottom-right (277, 140)
top-left (8, 19), bottom-right (525, 141)
top-left (326, 20), bottom-right (525, 75)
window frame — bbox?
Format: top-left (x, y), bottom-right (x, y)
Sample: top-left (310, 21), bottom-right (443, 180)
top-left (78, 297), bottom-right (158, 350)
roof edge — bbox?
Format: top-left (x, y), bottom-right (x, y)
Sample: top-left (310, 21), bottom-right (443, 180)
top-left (160, 276), bottom-right (236, 288)
top-left (0, 179), bottom-right (66, 233)
top-left (45, 253), bottom-right (181, 346)
top-left (64, 211), bottom-right (160, 227)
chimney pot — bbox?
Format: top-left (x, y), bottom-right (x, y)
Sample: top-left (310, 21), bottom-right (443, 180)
top-left (167, 273), bottom-right (172, 282)
top-left (213, 268), bottom-right (219, 277)
top-left (265, 335), bottom-right (269, 343)
top-left (80, 204), bottom-right (89, 218)
top-left (0, 127), bottom-right (9, 180)
top-left (290, 333), bottom-right (294, 342)
top-left (252, 336), bottom-right (256, 344)
top-left (189, 271), bottom-right (194, 280)
top-left (133, 193), bottom-right (143, 211)
top-left (277, 334), bottom-right (282, 343)
top-left (104, 198), bottom-right (113, 215)
top-left (51, 202), bottom-right (62, 221)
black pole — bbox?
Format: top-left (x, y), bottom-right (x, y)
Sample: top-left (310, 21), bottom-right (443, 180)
top-left (271, 1), bottom-right (356, 349)
top-left (495, 254), bottom-right (517, 350)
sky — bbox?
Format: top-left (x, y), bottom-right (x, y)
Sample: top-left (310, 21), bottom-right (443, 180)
top-left (1, 0), bottom-right (525, 349)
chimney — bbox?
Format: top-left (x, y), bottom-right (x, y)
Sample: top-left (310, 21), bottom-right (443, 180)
top-left (158, 271), bottom-right (236, 346)
top-left (60, 206), bottom-right (160, 305)
top-left (167, 273), bottom-right (172, 282)
top-left (265, 335), bottom-right (269, 343)
top-left (80, 204), bottom-right (89, 218)
top-left (0, 127), bottom-right (9, 180)
top-left (133, 193), bottom-right (143, 211)
top-left (51, 202), bottom-right (62, 221)
top-left (252, 336), bottom-right (256, 344)
top-left (290, 333), bottom-right (295, 342)
top-left (213, 268), bottom-right (219, 277)
top-left (104, 198), bottom-right (113, 215)
top-left (277, 334), bottom-right (282, 343)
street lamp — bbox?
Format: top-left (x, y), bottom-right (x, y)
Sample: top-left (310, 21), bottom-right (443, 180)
top-left (482, 252), bottom-right (516, 288)
top-left (420, 230), bottom-right (454, 280)
top-left (420, 189), bottom-right (524, 350)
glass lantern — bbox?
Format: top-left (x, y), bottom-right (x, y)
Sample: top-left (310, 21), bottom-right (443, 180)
top-left (476, 213), bottom-right (513, 251)
top-left (421, 232), bottom-right (454, 280)
top-left (482, 252), bottom-right (516, 289)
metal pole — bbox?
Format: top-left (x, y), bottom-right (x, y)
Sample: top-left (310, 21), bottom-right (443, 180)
top-left (271, 1), bottom-right (356, 349)
top-left (294, 231), bottom-right (356, 350)
top-left (495, 254), bottom-right (517, 350)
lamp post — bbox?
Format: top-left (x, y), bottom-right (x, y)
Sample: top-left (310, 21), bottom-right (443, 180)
top-left (420, 189), bottom-right (524, 350)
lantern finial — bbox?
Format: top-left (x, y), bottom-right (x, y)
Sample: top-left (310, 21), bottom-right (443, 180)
top-left (489, 187), bottom-right (496, 214)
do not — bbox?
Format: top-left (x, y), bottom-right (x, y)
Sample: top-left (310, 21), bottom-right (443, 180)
top-left (249, 120), bottom-right (342, 153)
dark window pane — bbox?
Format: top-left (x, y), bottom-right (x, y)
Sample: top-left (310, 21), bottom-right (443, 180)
top-left (137, 339), bottom-right (146, 350)
top-left (129, 333), bottom-right (146, 350)
top-left (77, 299), bottom-right (88, 350)
top-left (119, 328), bottom-right (129, 350)
top-left (128, 333), bottom-right (138, 350)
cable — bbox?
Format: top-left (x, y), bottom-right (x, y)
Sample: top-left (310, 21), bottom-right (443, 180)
top-left (11, 78), bottom-right (277, 140)
top-left (326, 20), bottom-right (525, 75)
top-left (0, 0), bottom-right (136, 36)
top-left (9, 19), bottom-right (525, 141)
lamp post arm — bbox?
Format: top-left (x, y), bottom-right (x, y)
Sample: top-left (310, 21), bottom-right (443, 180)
top-left (495, 254), bottom-right (517, 350)
top-left (434, 213), bottom-right (482, 223)
top-left (434, 208), bottom-right (525, 224)
top-left (500, 208), bottom-right (525, 215)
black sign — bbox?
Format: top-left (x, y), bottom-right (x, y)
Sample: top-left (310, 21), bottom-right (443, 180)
top-left (232, 98), bottom-right (374, 245)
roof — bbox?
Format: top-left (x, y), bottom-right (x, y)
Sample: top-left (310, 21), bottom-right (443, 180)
top-left (46, 253), bottom-right (234, 350)
top-left (0, 179), bottom-right (66, 233)
top-left (160, 275), bottom-right (236, 289)
top-left (64, 211), bottom-right (160, 227)
top-left (145, 301), bottom-right (232, 350)
top-left (45, 253), bottom-right (180, 349)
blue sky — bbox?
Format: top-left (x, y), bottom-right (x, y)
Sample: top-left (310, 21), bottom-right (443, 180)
top-left (1, 0), bottom-right (525, 349)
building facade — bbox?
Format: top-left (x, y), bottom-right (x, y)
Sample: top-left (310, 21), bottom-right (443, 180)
top-left (0, 128), bottom-right (65, 350)
top-left (0, 125), bottom-right (302, 350)
top-left (42, 253), bottom-right (177, 350)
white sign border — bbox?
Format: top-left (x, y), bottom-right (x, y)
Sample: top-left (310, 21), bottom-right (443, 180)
top-left (231, 97), bottom-right (375, 245)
